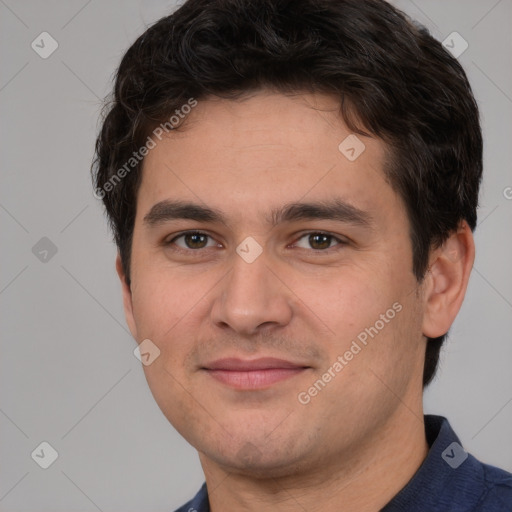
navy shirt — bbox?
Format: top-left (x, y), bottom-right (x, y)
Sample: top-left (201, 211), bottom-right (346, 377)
top-left (175, 415), bottom-right (512, 511)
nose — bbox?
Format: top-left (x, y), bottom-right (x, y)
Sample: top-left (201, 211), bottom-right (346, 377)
top-left (210, 249), bottom-right (294, 336)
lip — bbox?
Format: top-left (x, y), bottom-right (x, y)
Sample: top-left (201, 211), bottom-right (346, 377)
top-left (204, 357), bottom-right (307, 371)
top-left (202, 357), bottom-right (310, 390)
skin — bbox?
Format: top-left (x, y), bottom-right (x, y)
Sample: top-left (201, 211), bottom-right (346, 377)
top-left (117, 90), bottom-right (475, 511)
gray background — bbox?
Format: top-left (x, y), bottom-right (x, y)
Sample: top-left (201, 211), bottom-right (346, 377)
top-left (1, 0), bottom-right (511, 510)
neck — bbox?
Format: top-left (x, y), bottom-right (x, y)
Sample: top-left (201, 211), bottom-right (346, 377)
top-left (200, 403), bottom-right (428, 512)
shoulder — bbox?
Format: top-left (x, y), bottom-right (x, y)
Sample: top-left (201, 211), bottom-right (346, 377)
top-left (475, 461), bottom-right (512, 510)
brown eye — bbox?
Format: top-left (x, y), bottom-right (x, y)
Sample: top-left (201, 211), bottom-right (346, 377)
top-left (184, 233), bottom-right (208, 249)
top-left (170, 232), bottom-right (217, 250)
top-left (308, 233), bottom-right (332, 250)
top-left (293, 232), bottom-right (346, 251)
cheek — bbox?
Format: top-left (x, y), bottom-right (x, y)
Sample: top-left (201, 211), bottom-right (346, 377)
top-left (295, 261), bottom-right (421, 385)
top-left (129, 270), bottom-right (209, 432)
top-left (129, 265), bottom-right (222, 382)
top-left (290, 266), bottom-right (398, 341)
top-left (130, 265), bottom-right (206, 336)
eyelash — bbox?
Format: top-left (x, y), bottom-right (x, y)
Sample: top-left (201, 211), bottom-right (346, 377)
top-left (164, 230), bottom-right (348, 252)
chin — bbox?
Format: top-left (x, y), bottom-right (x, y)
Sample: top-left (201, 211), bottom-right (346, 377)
top-left (199, 431), bottom-right (316, 479)
top-left (212, 451), bottom-right (306, 479)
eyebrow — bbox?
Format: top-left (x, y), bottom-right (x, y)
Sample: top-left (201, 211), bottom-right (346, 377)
top-left (143, 200), bottom-right (224, 226)
top-left (143, 199), bottom-right (374, 229)
top-left (269, 199), bottom-right (374, 229)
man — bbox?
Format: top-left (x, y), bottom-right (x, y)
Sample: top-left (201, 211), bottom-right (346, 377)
top-left (92, 0), bottom-right (512, 510)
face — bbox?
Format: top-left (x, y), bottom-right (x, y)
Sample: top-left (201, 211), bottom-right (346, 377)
top-left (121, 91), bottom-right (428, 477)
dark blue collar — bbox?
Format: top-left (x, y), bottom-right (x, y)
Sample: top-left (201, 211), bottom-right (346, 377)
top-left (381, 415), bottom-right (511, 510)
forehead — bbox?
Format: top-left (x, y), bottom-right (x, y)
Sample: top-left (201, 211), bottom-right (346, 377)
top-left (136, 91), bottom-right (400, 225)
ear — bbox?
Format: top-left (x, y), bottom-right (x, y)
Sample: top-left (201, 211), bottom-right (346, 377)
top-left (116, 253), bottom-right (138, 339)
top-left (422, 221), bottom-right (475, 338)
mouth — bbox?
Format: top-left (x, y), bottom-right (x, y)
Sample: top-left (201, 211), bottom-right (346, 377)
top-left (201, 357), bottom-right (310, 390)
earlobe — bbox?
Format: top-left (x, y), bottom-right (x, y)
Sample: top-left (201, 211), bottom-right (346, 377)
top-left (115, 254), bottom-right (138, 339)
top-left (422, 221), bottom-right (475, 338)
